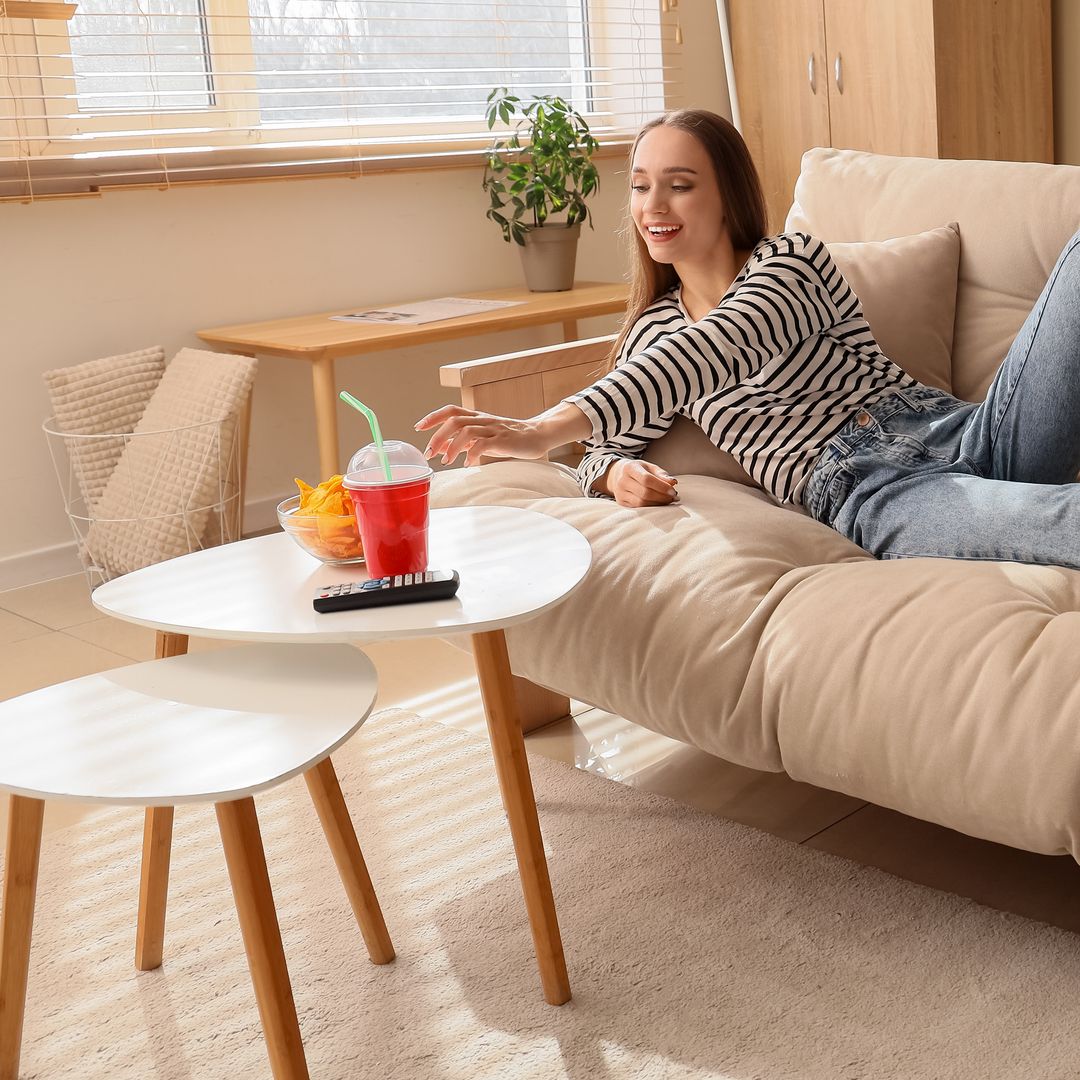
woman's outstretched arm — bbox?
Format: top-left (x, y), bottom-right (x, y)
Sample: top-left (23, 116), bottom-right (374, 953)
top-left (417, 234), bottom-right (851, 466)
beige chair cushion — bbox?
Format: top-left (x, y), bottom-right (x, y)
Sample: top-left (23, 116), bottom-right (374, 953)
top-left (43, 347), bottom-right (166, 510)
top-left (85, 348), bottom-right (256, 577)
top-left (433, 461), bottom-right (862, 770)
top-left (643, 224), bottom-right (960, 484)
top-left (786, 148), bottom-right (1080, 401)
top-left (763, 557), bottom-right (1080, 859)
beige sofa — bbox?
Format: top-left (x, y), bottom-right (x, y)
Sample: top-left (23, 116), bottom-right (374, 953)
top-left (431, 148), bottom-right (1080, 862)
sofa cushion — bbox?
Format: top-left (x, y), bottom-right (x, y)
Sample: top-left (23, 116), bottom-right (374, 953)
top-left (642, 224), bottom-right (960, 484)
top-left (431, 461), bottom-right (865, 771)
top-left (786, 148), bottom-right (1080, 402)
top-left (765, 557), bottom-right (1080, 857)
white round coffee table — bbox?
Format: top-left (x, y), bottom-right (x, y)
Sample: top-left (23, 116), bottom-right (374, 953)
top-left (93, 505), bottom-right (592, 1005)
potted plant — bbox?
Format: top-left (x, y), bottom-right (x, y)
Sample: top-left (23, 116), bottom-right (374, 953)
top-left (482, 87), bottom-right (600, 292)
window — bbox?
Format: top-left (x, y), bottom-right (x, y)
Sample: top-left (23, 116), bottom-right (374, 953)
top-left (0, 0), bottom-right (679, 199)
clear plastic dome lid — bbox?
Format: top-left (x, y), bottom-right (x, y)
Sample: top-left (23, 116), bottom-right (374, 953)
top-left (343, 440), bottom-right (431, 487)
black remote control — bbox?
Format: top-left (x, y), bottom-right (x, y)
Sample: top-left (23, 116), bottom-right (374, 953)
top-left (313, 569), bottom-right (460, 613)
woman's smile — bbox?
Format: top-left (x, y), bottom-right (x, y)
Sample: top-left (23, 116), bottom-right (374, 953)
top-left (644, 222), bottom-right (683, 243)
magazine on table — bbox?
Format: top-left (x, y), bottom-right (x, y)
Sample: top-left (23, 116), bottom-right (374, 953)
top-left (330, 296), bottom-right (524, 326)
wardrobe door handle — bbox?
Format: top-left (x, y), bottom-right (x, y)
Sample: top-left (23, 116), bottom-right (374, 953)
top-left (834, 53), bottom-right (844, 94)
top-left (808, 52), bottom-right (817, 94)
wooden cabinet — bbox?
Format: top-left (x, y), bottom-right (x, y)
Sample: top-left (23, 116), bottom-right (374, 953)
top-left (729, 0), bottom-right (1053, 231)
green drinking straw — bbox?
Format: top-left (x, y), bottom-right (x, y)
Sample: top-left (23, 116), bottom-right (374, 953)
top-left (339, 390), bottom-right (393, 481)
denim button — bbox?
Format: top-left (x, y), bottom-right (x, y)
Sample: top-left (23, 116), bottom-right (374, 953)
top-left (856, 411), bottom-right (871, 427)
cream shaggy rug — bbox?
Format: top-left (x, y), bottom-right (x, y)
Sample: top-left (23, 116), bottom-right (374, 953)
top-left (12, 709), bottom-right (1080, 1080)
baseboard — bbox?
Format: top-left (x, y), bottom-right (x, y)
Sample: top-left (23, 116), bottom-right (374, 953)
top-left (0, 538), bottom-right (84, 590)
top-left (0, 492), bottom-right (288, 591)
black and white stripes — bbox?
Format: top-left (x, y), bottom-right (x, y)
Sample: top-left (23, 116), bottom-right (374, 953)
top-left (570, 232), bottom-right (918, 505)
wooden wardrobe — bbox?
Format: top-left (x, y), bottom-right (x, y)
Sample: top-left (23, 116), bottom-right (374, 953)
top-left (727, 0), bottom-right (1054, 231)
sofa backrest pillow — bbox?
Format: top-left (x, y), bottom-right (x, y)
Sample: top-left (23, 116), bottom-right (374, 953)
top-left (643, 223), bottom-right (961, 488)
top-left (43, 346), bottom-right (167, 511)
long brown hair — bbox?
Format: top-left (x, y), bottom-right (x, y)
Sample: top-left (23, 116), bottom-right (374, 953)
top-left (603, 110), bottom-right (768, 373)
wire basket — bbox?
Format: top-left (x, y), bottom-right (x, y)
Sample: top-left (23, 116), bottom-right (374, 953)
top-left (43, 414), bottom-right (243, 590)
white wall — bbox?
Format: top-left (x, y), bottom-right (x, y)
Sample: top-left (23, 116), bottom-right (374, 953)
top-left (0, 1), bottom-right (727, 588)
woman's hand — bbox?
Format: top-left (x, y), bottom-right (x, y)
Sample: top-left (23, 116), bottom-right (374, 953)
top-left (415, 402), bottom-right (592, 467)
top-left (603, 459), bottom-right (679, 507)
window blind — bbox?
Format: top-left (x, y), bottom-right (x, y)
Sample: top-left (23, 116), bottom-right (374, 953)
top-left (0, 0), bottom-right (683, 201)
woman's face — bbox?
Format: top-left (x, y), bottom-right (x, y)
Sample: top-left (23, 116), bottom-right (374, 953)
top-left (630, 124), bottom-right (728, 265)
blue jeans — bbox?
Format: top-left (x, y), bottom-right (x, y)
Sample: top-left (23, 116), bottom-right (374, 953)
top-left (803, 227), bottom-right (1080, 569)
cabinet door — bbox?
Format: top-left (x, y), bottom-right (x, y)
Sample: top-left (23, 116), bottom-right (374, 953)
top-left (823, 0), bottom-right (938, 157)
top-left (729, 0), bottom-right (831, 233)
top-left (931, 0), bottom-right (1053, 162)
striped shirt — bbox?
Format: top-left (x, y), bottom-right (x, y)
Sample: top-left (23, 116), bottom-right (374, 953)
top-left (569, 231), bottom-right (919, 505)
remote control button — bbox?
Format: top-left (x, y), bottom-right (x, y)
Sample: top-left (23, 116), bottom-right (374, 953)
top-left (361, 580), bottom-right (382, 590)
top-left (393, 576), bottom-right (402, 587)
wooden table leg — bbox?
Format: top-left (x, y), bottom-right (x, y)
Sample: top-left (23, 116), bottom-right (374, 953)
top-left (311, 354), bottom-right (340, 480)
top-left (470, 629), bottom-right (570, 1005)
top-left (303, 757), bottom-right (395, 965)
top-left (0, 795), bottom-right (44, 1080)
top-left (135, 631), bottom-right (188, 972)
top-left (561, 318), bottom-right (580, 342)
top-left (216, 798), bottom-right (309, 1080)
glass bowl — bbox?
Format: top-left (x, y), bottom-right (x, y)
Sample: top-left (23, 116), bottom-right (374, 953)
top-left (276, 495), bottom-right (365, 565)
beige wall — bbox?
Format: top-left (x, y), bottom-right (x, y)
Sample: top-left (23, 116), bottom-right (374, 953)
top-left (0, 0), bottom-right (726, 587)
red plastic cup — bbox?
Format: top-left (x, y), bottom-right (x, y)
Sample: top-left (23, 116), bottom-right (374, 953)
top-left (343, 463), bottom-right (433, 579)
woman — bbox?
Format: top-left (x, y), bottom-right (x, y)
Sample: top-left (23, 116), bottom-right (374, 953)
top-left (417, 109), bottom-right (1080, 569)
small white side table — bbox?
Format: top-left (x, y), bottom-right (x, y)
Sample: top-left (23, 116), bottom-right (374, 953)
top-left (93, 505), bottom-right (592, 1005)
top-left (0, 644), bottom-right (389, 1080)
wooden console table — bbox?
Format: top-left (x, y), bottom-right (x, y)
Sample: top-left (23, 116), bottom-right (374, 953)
top-left (198, 281), bottom-right (628, 480)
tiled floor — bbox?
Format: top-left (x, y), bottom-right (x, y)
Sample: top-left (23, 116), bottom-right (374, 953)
top-left (4, 572), bottom-right (1080, 933)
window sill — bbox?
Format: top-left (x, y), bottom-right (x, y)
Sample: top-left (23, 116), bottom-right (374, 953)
top-left (1, 141), bottom-right (632, 204)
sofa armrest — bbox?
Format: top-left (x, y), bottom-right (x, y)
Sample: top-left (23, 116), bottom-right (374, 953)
top-left (440, 334), bottom-right (614, 417)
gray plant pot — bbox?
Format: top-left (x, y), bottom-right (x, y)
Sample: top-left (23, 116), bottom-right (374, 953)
top-left (519, 223), bottom-right (581, 292)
